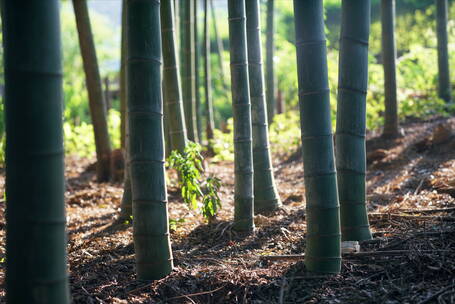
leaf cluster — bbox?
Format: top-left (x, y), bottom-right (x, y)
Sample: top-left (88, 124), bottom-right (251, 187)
top-left (168, 142), bottom-right (223, 222)
top-left (201, 177), bottom-right (222, 224)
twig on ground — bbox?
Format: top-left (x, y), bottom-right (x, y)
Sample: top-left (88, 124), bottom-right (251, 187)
top-left (369, 213), bottom-right (455, 222)
top-left (261, 249), bottom-right (453, 261)
top-left (399, 207), bottom-right (455, 214)
top-left (165, 285), bottom-right (226, 301)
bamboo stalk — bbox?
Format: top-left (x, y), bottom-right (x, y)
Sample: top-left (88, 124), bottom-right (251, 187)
top-left (336, 0), bottom-right (373, 241)
top-left (245, 0), bottom-right (281, 214)
top-left (381, 0), bottom-right (399, 138)
top-left (293, 0), bottom-right (341, 274)
top-left (194, 0), bottom-right (203, 142)
top-left (119, 0), bottom-right (132, 220)
top-left (127, 0), bottom-right (174, 280)
top-left (265, 0), bottom-right (276, 125)
top-left (228, 0), bottom-right (255, 232)
top-left (3, 1), bottom-right (70, 302)
top-left (436, 0), bottom-right (452, 103)
top-left (210, 0), bottom-right (227, 90)
top-left (181, 0), bottom-right (198, 142)
top-left (73, 0), bottom-right (112, 181)
top-left (161, 0), bottom-right (188, 153)
top-left (204, 0), bottom-right (215, 141)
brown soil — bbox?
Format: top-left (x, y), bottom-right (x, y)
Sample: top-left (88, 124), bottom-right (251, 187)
top-left (1, 117), bottom-right (455, 303)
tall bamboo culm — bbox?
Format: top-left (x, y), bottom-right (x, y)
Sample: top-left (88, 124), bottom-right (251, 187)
top-left (194, 0), bottom-right (203, 142)
top-left (181, 0), bottom-right (198, 142)
top-left (293, 0), bottom-right (341, 274)
top-left (204, 0), bottom-right (215, 140)
top-left (381, 0), bottom-right (399, 138)
top-left (120, 0), bottom-right (132, 220)
top-left (245, 0), bottom-right (281, 214)
top-left (162, 0), bottom-right (188, 153)
top-left (336, 0), bottom-right (373, 242)
top-left (436, 0), bottom-right (452, 103)
top-left (228, 0), bottom-right (255, 232)
top-left (73, 0), bottom-right (112, 181)
top-left (210, 0), bottom-right (227, 90)
top-left (127, 0), bottom-right (174, 280)
top-left (120, 0), bottom-right (127, 149)
top-left (3, 1), bottom-right (70, 302)
top-left (266, 0), bottom-right (276, 125)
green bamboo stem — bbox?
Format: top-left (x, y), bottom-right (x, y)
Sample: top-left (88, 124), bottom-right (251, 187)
top-left (174, 0), bottom-right (180, 50)
top-left (161, 0), bottom-right (188, 153)
top-left (210, 0), bottom-right (227, 91)
top-left (73, 0), bottom-right (112, 181)
top-left (293, 0), bottom-right (341, 274)
top-left (120, 112), bottom-right (132, 220)
top-left (245, 0), bottom-right (281, 214)
top-left (265, 0), bottom-right (276, 125)
top-left (127, 0), bottom-right (173, 280)
top-left (194, 0), bottom-right (203, 142)
top-left (336, 0), bottom-right (373, 242)
top-left (204, 0), bottom-right (215, 140)
top-left (3, 1), bottom-right (70, 302)
top-left (228, 0), bottom-right (255, 232)
top-left (120, 0), bottom-right (127, 150)
top-left (381, 0), bottom-right (399, 138)
top-left (119, 0), bottom-right (132, 220)
top-left (436, 0), bottom-right (452, 103)
top-left (180, 0), bottom-right (199, 142)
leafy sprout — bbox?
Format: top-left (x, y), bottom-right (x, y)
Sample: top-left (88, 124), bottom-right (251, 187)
top-left (168, 141), bottom-right (223, 222)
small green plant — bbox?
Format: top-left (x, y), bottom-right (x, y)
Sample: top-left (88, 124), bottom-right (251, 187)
top-left (169, 218), bottom-right (186, 232)
top-left (168, 142), bottom-right (204, 210)
top-left (168, 142), bottom-right (223, 222)
top-left (201, 177), bottom-right (222, 224)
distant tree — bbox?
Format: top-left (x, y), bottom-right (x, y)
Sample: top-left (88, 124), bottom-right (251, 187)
top-left (119, 0), bottom-right (132, 221)
top-left (293, 0), bottom-right (341, 274)
top-left (161, 0), bottom-right (188, 153)
top-left (194, 0), bottom-right (203, 141)
top-left (181, 0), bottom-right (199, 142)
top-left (336, 0), bottom-right (373, 241)
top-left (120, 0), bottom-right (127, 150)
top-left (3, 1), bottom-right (71, 302)
top-left (210, 0), bottom-right (227, 90)
top-left (245, 0), bottom-right (281, 214)
top-left (266, 0), bottom-right (276, 125)
top-left (73, 0), bottom-right (112, 181)
top-left (381, 0), bottom-right (400, 138)
top-left (228, 0), bottom-right (255, 232)
top-left (127, 0), bottom-right (173, 280)
top-left (204, 0), bottom-right (215, 141)
top-left (436, 0), bottom-right (452, 103)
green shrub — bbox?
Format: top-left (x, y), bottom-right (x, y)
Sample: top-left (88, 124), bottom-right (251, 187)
top-left (168, 142), bottom-right (223, 222)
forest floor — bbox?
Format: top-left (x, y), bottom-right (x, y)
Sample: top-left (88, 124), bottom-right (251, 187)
top-left (1, 117), bottom-right (455, 303)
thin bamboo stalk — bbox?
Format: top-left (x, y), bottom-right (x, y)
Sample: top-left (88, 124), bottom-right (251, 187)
top-left (245, 0), bottom-right (281, 214)
top-left (228, 0), bottom-right (255, 232)
top-left (381, 0), bottom-right (399, 138)
top-left (73, 0), bottom-right (112, 181)
top-left (436, 0), bottom-right (452, 103)
top-left (161, 0), bottom-right (188, 153)
top-left (204, 0), bottom-right (215, 140)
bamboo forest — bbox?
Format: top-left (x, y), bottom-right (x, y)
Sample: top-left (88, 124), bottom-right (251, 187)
top-left (2, 0), bottom-right (455, 303)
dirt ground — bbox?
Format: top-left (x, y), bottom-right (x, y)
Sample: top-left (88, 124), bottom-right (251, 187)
top-left (1, 117), bottom-right (455, 303)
